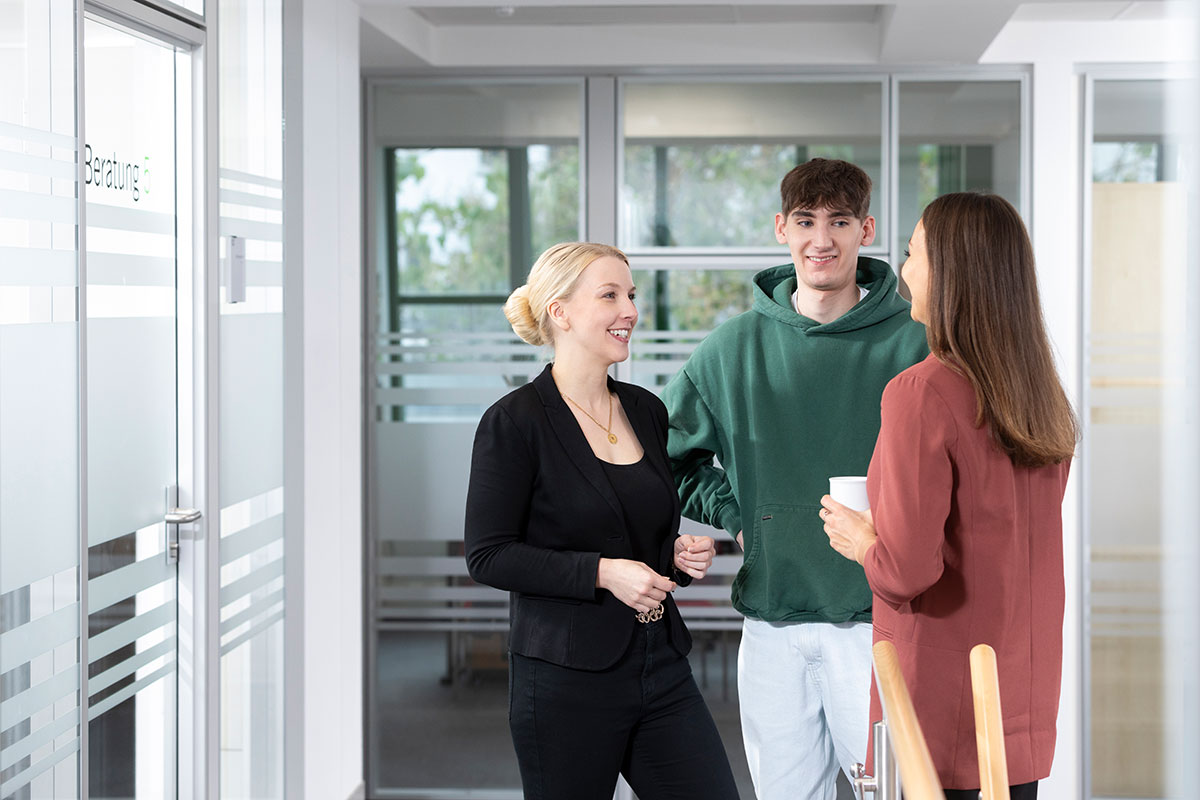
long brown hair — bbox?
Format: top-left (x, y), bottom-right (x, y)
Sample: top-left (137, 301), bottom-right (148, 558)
top-left (921, 192), bottom-right (1078, 467)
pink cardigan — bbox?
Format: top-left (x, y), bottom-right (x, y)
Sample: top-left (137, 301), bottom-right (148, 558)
top-left (863, 355), bottom-right (1070, 789)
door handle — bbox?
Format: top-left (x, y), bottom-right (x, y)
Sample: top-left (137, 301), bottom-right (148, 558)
top-left (165, 485), bottom-right (201, 565)
top-left (165, 508), bottom-right (202, 524)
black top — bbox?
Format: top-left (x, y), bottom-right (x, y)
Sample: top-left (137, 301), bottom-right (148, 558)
top-left (599, 455), bottom-right (676, 570)
top-left (464, 364), bottom-right (693, 671)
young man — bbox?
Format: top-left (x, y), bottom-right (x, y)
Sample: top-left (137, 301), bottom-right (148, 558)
top-left (663, 159), bottom-right (929, 799)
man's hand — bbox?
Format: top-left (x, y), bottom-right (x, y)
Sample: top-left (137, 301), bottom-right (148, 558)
top-left (736, 531), bottom-right (744, 551)
top-left (673, 534), bottom-right (716, 580)
top-left (597, 558), bottom-right (676, 613)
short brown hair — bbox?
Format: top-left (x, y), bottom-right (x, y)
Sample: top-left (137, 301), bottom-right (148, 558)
top-left (780, 158), bottom-right (872, 219)
top-left (921, 192), bottom-right (1078, 467)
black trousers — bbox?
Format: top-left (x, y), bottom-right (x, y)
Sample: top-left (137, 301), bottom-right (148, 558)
top-left (945, 781), bottom-right (1037, 800)
top-left (508, 619), bottom-right (739, 800)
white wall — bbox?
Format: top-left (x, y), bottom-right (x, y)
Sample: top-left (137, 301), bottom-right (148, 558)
top-left (285, 0), bottom-right (364, 798)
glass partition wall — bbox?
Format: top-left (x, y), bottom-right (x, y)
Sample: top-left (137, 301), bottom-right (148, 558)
top-left (1083, 74), bottom-right (1191, 800)
top-left (366, 71), bottom-right (1028, 799)
top-left (0, 1), bottom-right (287, 797)
top-left (0, 3), bottom-right (80, 797)
top-left (367, 80), bottom-right (584, 795)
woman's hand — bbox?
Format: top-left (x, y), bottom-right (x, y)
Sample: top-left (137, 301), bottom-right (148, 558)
top-left (673, 534), bottom-right (716, 580)
top-left (820, 495), bottom-right (877, 565)
top-left (597, 558), bottom-right (676, 614)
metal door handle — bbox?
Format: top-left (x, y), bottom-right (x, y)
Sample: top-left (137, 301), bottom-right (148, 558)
top-left (165, 508), bottom-right (202, 524)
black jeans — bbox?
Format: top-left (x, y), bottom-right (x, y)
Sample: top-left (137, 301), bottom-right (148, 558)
top-left (508, 619), bottom-right (739, 800)
top-left (945, 781), bottom-right (1037, 800)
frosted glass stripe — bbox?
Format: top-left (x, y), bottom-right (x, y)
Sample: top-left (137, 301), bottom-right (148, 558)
top-left (246, 260), bottom-right (283, 287)
top-left (220, 589), bottom-right (283, 636)
top-left (88, 636), bottom-right (175, 696)
top-left (85, 202), bottom-right (174, 236)
top-left (0, 120), bottom-right (77, 150)
top-left (378, 387), bottom-right (504, 406)
top-left (220, 188), bottom-right (283, 211)
top-left (379, 331), bottom-right (534, 344)
top-left (88, 556), bottom-right (174, 613)
top-left (218, 168), bottom-right (283, 189)
top-left (0, 664), bottom-right (78, 731)
top-left (88, 601), bottom-right (173, 663)
top-left (219, 313), bottom-right (283, 505)
top-left (220, 608), bottom-right (283, 657)
top-left (86, 316), bottom-right (175, 546)
top-left (219, 557), bottom-right (284, 607)
top-left (219, 515), bottom-right (283, 566)
top-left (0, 188), bottom-right (75, 224)
top-left (381, 361), bottom-right (540, 377)
top-left (87, 252), bottom-right (175, 287)
top-left (0, 246), bottom-right (77, 286)
top-left (0, 707), bottom-right (78, 771)
top-left (218, 218), bottom-right (283, 242)
top-left (0, 739), bottom-right (79, 799)
top-left (87, 662), bottom-right (173, 721)
top-left (0, 605), bottom-right (76, 673)
top-left (0, 149), bottom-right (76, 180)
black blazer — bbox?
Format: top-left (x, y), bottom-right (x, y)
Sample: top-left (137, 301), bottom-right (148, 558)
top-left (465, 363), bottom-right (693, 670)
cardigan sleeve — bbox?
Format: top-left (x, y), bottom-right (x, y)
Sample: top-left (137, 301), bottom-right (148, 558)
top-left (464, 403), bottom-right (601, 601)
top-left (863, 372), bottom-right (958, 608)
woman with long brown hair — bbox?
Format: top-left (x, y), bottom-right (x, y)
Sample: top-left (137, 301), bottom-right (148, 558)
top-left (820, 192), bottom-right (1077, 799)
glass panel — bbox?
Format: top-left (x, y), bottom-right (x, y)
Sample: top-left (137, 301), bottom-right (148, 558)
top-left (218, 0), bottom-right (285, 794)
top-left (83, 17), bottom-right (180, 800)
top-left (0, 1), bottom-right (80, 796)
top-left (1086, 78), bottom-right (1186, 800)
top-left (895, 80), bottom-right (1022, 268)
top-left (371, 80), bottom-right (583, 795)
top-left (621, 80), bottom-right (884, 249)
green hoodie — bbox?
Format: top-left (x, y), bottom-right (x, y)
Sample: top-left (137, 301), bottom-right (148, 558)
top-left (663, 257), bottom-right (929, 623)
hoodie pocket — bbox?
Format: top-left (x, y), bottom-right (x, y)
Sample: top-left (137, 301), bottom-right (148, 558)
top-left (732, 503), bottom-right (872, 620)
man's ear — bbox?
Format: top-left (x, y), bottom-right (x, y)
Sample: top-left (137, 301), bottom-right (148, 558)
top-left (547, 300), bottom-right (569, 332)
top-left (860, 215), bottom-right (877, 247)
top-left (774, 212), bottom-right (788, 244)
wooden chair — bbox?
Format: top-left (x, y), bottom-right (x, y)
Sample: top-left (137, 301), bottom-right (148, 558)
top-left (970, 643), bottom-right (1011, 800)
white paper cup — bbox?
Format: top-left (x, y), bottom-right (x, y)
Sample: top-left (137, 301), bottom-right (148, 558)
top-left (829, 476), bottom-right (869, 511)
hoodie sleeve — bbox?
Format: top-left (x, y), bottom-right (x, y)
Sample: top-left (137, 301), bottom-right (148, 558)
top-left (662, 369), bottom-right (742, 538)
top-left (862, 372), bottom-right (956, 607)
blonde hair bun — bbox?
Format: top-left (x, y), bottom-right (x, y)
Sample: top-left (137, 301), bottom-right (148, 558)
top-left (504, 285), bottom-right (545, 346)
top-left (505, 242), bottom-right (629, 348)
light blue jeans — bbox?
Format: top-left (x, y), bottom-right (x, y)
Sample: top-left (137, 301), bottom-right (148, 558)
top-left (738, 618), bottom-right (873, 800)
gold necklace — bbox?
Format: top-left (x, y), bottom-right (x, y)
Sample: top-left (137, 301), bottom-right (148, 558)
top-left (561, 390), bottom-right (618, 444)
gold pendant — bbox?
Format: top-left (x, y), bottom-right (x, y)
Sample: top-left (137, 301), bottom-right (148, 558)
top-left (608, 433), bottom-right (618, 444)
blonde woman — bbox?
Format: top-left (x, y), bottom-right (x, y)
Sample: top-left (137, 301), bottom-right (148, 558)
top-left (465, 242), bottom-right (738, 800)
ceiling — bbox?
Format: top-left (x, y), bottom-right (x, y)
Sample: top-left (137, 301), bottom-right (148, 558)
top-left (358, 0), bottom-right (1189, 72)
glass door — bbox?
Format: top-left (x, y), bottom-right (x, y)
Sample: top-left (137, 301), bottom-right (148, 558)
top-left (83, 15), bottom-right (191, 799)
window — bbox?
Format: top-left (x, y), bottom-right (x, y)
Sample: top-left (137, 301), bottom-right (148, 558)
top-left (895, 80), bottom-right (1023, 269)
top-left (621, 79), bottom-right (886, 251)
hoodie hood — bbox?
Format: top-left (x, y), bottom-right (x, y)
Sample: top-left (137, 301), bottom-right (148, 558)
top-left (751, 256), bottom-right (912, 334)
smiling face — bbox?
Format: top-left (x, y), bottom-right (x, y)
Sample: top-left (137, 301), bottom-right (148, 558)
top-left (775, 205), bottom-right (876, 295)
top-left (548, 255), bottom-right (638, 367)
top-left (901, 220), bottom-right (930, 324)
